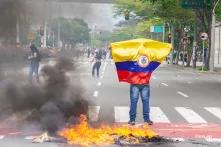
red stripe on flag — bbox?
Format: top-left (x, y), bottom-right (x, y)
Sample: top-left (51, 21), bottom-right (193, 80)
top-left (117, 70), bottom-right (152, 84)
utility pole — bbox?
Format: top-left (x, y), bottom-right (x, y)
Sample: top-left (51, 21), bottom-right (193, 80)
top-left (16, 17), bottom-right (20, 47)
top-left (170, 24), bottom-right (175, 65)
top-left (163, 23), bottom-right (165, 42)
top-left (43, 21), bottom-right (47, 48)
top-left (57, 4), bottom-right (62, 48)
top-left (210, 0), bottom-right (220, 71)
top-left (192, 19), bottom-right (197, 68)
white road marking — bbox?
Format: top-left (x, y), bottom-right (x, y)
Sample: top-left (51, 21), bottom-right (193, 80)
top-left (161, 83), bottom-right (169, 87)
top-left (102, 62), bottom-right (108, 71)
top-left (187, 81), bottom-right (192, 84)
top-left (111, 62), bottom-right (114, 65)
top-left (204, 107), bottom-right (221, 120)
top-left (88, 106), bottom-right (100, 122)
top-left (205, 138), bottom-right (221, 142)
top-left (97, 82), bottom-right (102, 86)
top-left (100, 76), bottom-right (103, 79)
top-left (114, 106), bottom-right (130, 122)
top-left (24, 136), bottom-right (35, 140)
top-left (176, 75), bottom-right (181, 77)
top-left (177, 91), bottom-right (189, 98)
top-left (175, 107), bottom-right (207, 123)
top-left (93, 91), bottom-right (99, 97)
top-left (150, 107), bottom-right (170, 123)
top-left (0, 135), bottom-right (5, 139)
top-left (152, 76), bottom-right (157, 80)
top-left (102, 71), bottom-right (104, 74)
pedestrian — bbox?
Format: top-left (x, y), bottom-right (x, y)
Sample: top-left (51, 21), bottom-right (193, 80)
top-left (28, 44), bottom-right (41, 84)
top-left (87, 47), bottom-right (91, 58)
top-left (92, 49), bottom-right (102, 78)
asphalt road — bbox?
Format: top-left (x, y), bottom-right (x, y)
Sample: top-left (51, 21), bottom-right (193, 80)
top-left (0, 57), bottom-right (221, 147)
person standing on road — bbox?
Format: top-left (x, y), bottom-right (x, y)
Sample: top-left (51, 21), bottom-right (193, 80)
top-left (28, 44), bottom-right (41, 84)
top-left (110, 39), bottom-right (171, 126)
top-left (128, 56), bottom-right (153, 126)
top-left (92, 49), bottom-right (102, 78)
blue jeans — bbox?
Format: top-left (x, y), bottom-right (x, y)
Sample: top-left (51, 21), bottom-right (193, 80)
top-left (29, 62), bottom-right (39, 83)
top-left (129, 84), bottom-right (150, 122)
top-left (92, 62), bottom-right (101, 77)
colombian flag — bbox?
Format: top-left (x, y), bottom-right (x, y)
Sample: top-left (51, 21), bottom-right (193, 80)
top-left (111, 38), bottom-right (171, 84)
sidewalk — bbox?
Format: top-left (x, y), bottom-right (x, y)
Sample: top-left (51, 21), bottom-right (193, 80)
top-left (174, 61), bottom-right (221, 73)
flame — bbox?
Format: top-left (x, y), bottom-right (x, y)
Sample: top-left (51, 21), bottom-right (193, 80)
top-left (58, 115), bottom-right (157, 146)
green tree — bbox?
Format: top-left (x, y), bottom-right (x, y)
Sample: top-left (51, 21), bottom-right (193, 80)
top-left (49, 18), bottom-right (90, 47)
top-left (142, 0), bottom-right (221, 69)
top-left (114, 0), bottom-right (194, 66)
top-left (0, 0), bottom-right (31, 45)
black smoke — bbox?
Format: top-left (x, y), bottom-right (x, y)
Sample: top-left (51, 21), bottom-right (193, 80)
top-left (0, 58), bottom-right (91, 134)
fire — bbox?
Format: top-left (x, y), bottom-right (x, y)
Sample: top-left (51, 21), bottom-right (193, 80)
top-left (58, 115), bottom-right (157, 146)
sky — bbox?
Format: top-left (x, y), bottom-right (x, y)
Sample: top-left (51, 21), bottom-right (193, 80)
top-left (61, 2), bottom-right (118, 31)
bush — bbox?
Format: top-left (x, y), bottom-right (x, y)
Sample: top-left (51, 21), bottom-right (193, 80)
top-left (197, 66), bottom-right (209, 71)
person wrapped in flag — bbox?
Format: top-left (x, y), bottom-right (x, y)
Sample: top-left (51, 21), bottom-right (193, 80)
top-left (110, 38), bottom-right (171, 125)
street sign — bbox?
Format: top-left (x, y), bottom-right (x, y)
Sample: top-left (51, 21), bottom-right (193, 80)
top-left (200, 32), bottom-right (208, 40)
top-left (150, 25), bottom-right (164, 33)
top-left (181, 0), bottom-right (212, 9)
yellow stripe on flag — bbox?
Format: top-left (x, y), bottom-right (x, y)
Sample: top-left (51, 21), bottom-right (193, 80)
top-left (111, 38), bottom-right (172, 63)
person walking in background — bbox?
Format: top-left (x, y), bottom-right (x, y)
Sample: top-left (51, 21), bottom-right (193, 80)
top-left (92, 49), bottom-right (102, 78)
top-left (28, 44), bottom-right (41, 84)
top-left (87, 47), bottom-right (91, 58)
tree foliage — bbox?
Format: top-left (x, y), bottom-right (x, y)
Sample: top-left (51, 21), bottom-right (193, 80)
top-left (0, 0), bottom-right (31, 44)
top-left (113, 0), bottom-right (221, 68)
top-left (50, 18), bottom-right (90, 46)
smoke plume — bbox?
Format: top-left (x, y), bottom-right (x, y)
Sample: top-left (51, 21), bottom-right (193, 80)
top-left (0, 58), bottom-right (91, 134)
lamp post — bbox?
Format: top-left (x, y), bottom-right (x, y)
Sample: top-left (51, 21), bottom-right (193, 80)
top-left (210, 0), bottom-right (220, 71)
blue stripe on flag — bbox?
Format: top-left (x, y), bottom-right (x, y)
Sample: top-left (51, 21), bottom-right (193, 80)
top-left (115, 61), bottom-right (160, 72)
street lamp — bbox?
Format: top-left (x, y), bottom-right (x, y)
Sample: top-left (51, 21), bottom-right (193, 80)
top-left (210, 0), bottom-right (220, 71)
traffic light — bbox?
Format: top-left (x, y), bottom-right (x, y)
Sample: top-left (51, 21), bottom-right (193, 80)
top-left (168, 33), bottom-right (172, 43)
top-left (124, 10), bottom-right (130, 20)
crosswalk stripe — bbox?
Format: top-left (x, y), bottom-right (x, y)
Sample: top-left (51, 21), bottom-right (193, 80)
top-left (114, 106), bottom-right (130, 122)
top-left (175, 107), bottom-right (207, 123)
top-left (150, 107), bottom-right (170, 123)
top-left (0, 135), bottom-right (4, 139)
top-left (205, 138), bottom-right (221, 142)
top-left (88, 106), bottom-right (100, 122)
top-left (88, 106), bottom-right (218, 123)
top-left (204, 107), bottom-right (221, 120)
